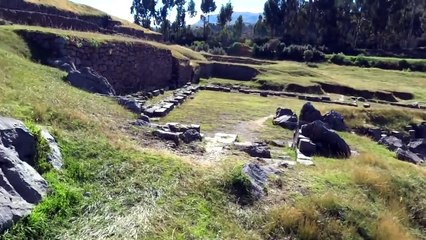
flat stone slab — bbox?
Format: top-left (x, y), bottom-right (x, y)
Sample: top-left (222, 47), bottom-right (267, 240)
top-left (297, 159), bottom-right (315, 166)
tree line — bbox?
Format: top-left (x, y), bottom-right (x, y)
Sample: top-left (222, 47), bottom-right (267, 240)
top-left (257, 0), bottom-right (426, 51)
top-left (131, 0), bottom-right (426, 51)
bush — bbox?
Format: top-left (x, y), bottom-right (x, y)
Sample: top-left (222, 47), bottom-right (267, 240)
top-left (354, 55), bottom-right (370, 67)
top-left (190, 41), bottom-right (210, 52)
top-left (398, 59), bottom-right (410, 70)
top-left (208, 47), bottom-right (226, 55)
top-left (303, 50), bottom-right (314, 62)
top-left (227, 42), bottom-right (251, 57)
top-left (330, 53), bottom-right (346, 64)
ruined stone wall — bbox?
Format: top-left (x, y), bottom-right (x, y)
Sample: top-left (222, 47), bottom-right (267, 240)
top-left (0, 0), bottom-right (161, 41)
top-left (18, 30), bottom-right (181, 94)
top-left (199, 62), bottom-right (259, 81)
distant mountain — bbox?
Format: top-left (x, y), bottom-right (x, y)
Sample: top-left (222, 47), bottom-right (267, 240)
top-left (193, 12), bottom-right (261, 27)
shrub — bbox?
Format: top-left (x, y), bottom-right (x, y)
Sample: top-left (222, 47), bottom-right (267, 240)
top-left (303, 50), bottom-right (314, 62)
top-left (190, 41), bottom-right (210, 52)
top-left (330, 53), bottom-right (346, 64)
top-left (227, 42), bottom-right (251, 57)
top-left (398, 59), bottom-right (410, 70)
top-left (354, 55), bottom-right (370, 67)
top-left (208, 47), bottom-right (226, 55)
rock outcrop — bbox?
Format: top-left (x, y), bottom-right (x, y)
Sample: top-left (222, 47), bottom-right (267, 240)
top-left (322, 110), bottom-right (348, 132)
top-left (0, 117), bottom-right (64, 233)
top-left (300, 121), bottom-right (351, 158)
top-left (0, 117), bottom-right (36, 165)
top-left (299, 102), bottom-right (322, 125)
top-left (66, 67), bottom-right (116, 96)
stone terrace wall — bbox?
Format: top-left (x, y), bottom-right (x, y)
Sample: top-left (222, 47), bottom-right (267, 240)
top-left (199, 62), bottom-right (259, 81)
top-left (18, 30), bottom-right (191, 94)
top-left (0, 0), bottom-right (161, 41)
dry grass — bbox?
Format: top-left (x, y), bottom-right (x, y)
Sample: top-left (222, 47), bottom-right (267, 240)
top-left (353, 166), bottom-right (392, 198)
top-left (375, 215), bottom-right (412, 240)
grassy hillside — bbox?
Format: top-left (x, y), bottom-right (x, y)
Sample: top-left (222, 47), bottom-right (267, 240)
top-left (0, 27), bottom-right (248, 239)
top-left (1, 25), bottom-right (206, 62)
top-left (24, 0), bottom-right (160, 35)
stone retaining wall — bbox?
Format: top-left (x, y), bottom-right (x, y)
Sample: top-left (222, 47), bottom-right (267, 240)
top-left (0, 0), bottom-right (161, 41)
top-left (199, 62), bottom-right (259, 81)
top-left (18, 30), bottom-right (193, 94)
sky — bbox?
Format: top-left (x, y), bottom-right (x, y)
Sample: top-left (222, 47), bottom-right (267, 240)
top-left (70, 0), bottom-right (263, 24)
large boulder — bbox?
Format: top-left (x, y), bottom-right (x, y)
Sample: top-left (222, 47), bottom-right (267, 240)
top-left (396, 148), bottom-right (423, 165)
top-left (299, 102), bottom-right (322, 124)
top-left (273, 108), bottom-right (298, 130)
top-left (238, 143), bottom-right (272, 158)
top-left (0, 186), bottom-right (33, 233)
top-left (378, 136), bottom-right (404, 152)
top-left (66, 67), bottom-right (116, 96)
top-left (117, 96), bottom-right (143, 114)
top-left (408, 139), bottom-right (426, 160)
top-left (0, 146), bottom-right (48, 205)
top-left (180, 129), bottom-right (202, 144)
top-left (275, 108), bottom-right (294, 118)
top-left (0, 145), bottom-right (48, 233)
top-left (301, 121), bottom-right (351, 158)
top-left (322, 110), bottom-right (348, 131)
top-left (0, 117), bottom-right (36, 165)
top-left (40, 129), bottom-right (63, 170)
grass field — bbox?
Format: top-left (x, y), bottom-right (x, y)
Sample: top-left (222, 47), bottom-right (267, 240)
top-left (201, 59), bottom-right (426, 102)
top-left (256, 61), bottom-right (426, 102)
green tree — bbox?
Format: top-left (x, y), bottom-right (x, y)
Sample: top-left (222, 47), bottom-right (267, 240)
top-left (217, 2), bottom-right (234, 28)
top-left (131, 0), bottom-right (158, 28)
top-left (187, 0), bottom-right (197, 18)
top-left (254, 15), bottom-right (268, 37)
top-left (201, 0), bottom-right (217, 39)
top-left (234, 15), bottom-right (244, 39)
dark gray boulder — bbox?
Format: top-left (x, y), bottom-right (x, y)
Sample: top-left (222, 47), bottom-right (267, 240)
top-left (40, 129), bottom-right (63, 170)
top-left (273, 108), bottom-right (298, 130)
top-left (378, 136), bottom-right (404, 152)
top-left (396, 148), bottom-right (423, 165)
top-left (117, 96), bottom-right (143, 114)
top-left (0, 117), bottom-right (36, 166)
top-left (298, 138), bottom-right (317, 157)
top-left (301, 121), bottom-right (351, 158)
top-left (322, 110), bottom-right (348, 131)
top-left (276, 108), bottom-right (294, 118)
top-left (180, 129), bottom-right (202, 144)
top-left (0, 186), bottom-right (33, 233)
top-left (408, 139), bottom-right (426, 160)
top-left (0, 145), bottom-right (48, 204)
top-left (66, 67), bottom-right (116, 96)
top-left (243, 144), bottom-right (271, 158)
top-left (299, 102), bottom-right (322, 124)
top-left (273, 115), bottom-right (298, 130)
top-left (153, 130), bottom-right (181, 145)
